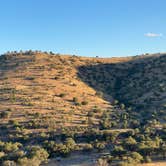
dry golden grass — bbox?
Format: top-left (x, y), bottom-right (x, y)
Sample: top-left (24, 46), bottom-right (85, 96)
top-left (0, 52), bottom-right (165, 135)
top-left (1, 53), bottom-right (126, 134)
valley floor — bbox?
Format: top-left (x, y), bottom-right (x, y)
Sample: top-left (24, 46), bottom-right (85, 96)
top-left (140, 162), bottom-right (166, 166)
top-left (44, 152), bottom-right (105, 166)
top-left (44, 153), bottom-right (166, 166)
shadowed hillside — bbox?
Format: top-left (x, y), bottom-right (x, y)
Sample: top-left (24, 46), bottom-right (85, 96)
top-left (78, 53), bottom-right (166, 112)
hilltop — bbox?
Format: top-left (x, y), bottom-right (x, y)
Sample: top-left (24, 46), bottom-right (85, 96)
top-left (0, 51), bottom-right (165, 166)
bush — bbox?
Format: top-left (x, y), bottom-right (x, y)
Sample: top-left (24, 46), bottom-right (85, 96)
top-left (17, 157), bottom-right (41, 166)
top-left (120, 104), bottom-right (125, 109)
top-left (28, 146), bottom-right (49, 162)
top-left (54, 144), bottom-right (70, 156)
top-left (94, 142), bottom-right (105, 152)
top-left (3, 142), bottom-right (22, 153)
top-left (96, 158), bottom-right (109, 166)
top-left (95, 91), bottom-right (103, 97)
top-left (72, 97), bottom-right (78, 103)
top-left (59, 93), bottom-right (66, 98)
top-left (82, 144), bottom-right (93, 152)
top-left (130, 152), bottom-right (143, 163)
top-left (0, 111), bottom-right (11, 119)
top-left (25, 77), bottom-right (35, 80)
top-left (81, 101), bottom-right (88, 105)
top-left (144, 156), bottom-right (151, 163)
top-left (65, 138), bottom-right (76, 151)
top-left (75, 102), bottom-right (81, 106)
top-left (2, 160), bottom-right (16, 166)
top-left (9, 120), bottom-right (20, 127)
top-left (0, 151), bottom-right (5, 159)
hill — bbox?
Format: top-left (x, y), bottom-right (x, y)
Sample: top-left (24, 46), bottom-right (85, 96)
top-left (0, 51), bottom-right (165, 166)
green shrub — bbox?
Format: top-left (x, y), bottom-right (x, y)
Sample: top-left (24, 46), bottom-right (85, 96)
top-left (0, 111), bottom-right (11, 119)
top-left (72, 97), bottom-right (78, 103)
top-left (2, 160), bottom-right (16, 166)
top-left (59, 93), bottom-right (66, 98)
top-left (81, 101), bottom-right (88, 105)
top-left (144, 156), bottom-right (152, 163)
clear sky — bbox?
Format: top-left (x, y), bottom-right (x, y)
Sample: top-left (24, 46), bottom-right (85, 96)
top-left (0, 0), bottom-right (165, 57)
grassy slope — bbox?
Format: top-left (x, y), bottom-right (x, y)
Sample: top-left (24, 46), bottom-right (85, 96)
top-left (0, 53), bottom-right (126, 137)
top-left (0, 53), bottom-right (166, 135)
top-left (0, 52), bottom-right (166, 165)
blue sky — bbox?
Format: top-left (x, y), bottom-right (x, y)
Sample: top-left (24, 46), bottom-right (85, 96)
top-left (0, 0), bottom-right (165, 57)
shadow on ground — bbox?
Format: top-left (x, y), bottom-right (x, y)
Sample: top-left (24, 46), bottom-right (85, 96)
top-left (77, 54), bottom-right (166, 110)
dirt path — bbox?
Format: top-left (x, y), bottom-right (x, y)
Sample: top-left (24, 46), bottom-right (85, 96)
top-left (140, 162), bottom-right (166, 166)
top-left (45, 156), bottom-right (166, 166)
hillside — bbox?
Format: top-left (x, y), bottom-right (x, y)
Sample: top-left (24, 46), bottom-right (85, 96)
top-left (0, 51), bottom-right (165, 166)
top-left (0, 52), bottom-right (110, 131)
top-left (0, 52), bottom-right (134, 131)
